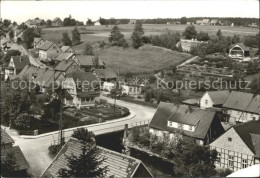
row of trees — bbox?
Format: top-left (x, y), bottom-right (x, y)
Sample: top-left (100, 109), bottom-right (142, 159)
top-left (62, 27), bottom-right (81, 46)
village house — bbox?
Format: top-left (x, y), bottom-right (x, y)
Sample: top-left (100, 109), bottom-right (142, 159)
top-left (199, 90), bottom-right (230, 109)
top-left (121, 83), bottom-right (144, 98)
top-left (54, 60), bottom-right (81, 75)
top-left (201, 19), bottom-right (210, 25)
top-left (93, 69), bottom-right (117, 86)
top-left (4, 56), bottom-right (30, 80)
top-left (149, 103), bottom-right (225, 145)
top-left (196, 20), bottom-right (203, 25)
top-left (51, 17), bottom-right (63, 27)
top-left (54, 52), bottom-right (76, 62)
top-left (34, 37), bottom-right (45, 49)
top-left (25, 18), bottom-right (45, 28)
top-left (61, 46), bottom-right (75, 53)
top-left (38, 41), bottom-right (61, 61)
top-left (210, 120), bottom-right (260, 172)
top-left (18, 64), bottom-right (46, 81)
top-left (78, 55), bottom-right (105, 72)
top-left (40, 138), bottom-right (153, 177)
top-left (93, 21), bottom-right (101, 26)
top-left (129, 19), bottom-right (137, 24)
top-left (33, 68), bottom-right (64, 93)
top-left (210, 19), bottom-right (222, 26)
top-left (62, 71), bottom-right (100, 108)
top-left (176, 39), bottom-right (207, 52)
top-left (229, 43), bottom-right (251, 61)
top-left (222, 91), bottom-right (260, 123)
top-left (9, 43), bottom-right (29, 56)
top-left (1, 129), bottom-right (30, 176)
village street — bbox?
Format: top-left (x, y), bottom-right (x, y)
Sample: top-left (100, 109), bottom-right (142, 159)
top-left (2, 97), bottom-right (156, 177)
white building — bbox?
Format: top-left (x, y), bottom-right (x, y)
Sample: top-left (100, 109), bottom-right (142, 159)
top-left (121, 84), bottom-right (143, 97)
top-left (199, 90), bottom-right (230, 109)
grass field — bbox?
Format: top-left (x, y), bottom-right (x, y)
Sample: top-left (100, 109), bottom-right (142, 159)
top-left (99, 45), bottom-right (192, 74)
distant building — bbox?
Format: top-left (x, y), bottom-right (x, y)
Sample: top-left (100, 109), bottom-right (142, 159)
top-left (4, 56), bottom-right (30, 80)
top-left (40, 138), bottom-right (153, 177)
top-left (62, 71), bottom-right (100, 108)
top-left (121, 84), bottom-right (143, 97)
top-left (129, 19), bottom-right (136, 24)
top-left (93, 21), bottom-right (101, 26)
top-left (201, 19), bottom-right (210, 25)
top-left (210, 19), bottom-right (221, 26)
top-left (149, 103), bottom-right (225, 145)
top-left (52, 17), bottom-right (63, 27)
top-left (176, 39), bottom-right (207, 52)
top-left (1, 128), bottom-right (30, 177)
top-left (186, 22), bottom-right (194, 25)
top-left (229, 43), bottom-right (251, 61)
top-left (222, 91), bottom-right (260, 123)
top-left (210, 120), bottom-right (260, 172)
top-left (78, 55), bottom-right (105, 72)
top-left (25, 18), bottom-right (45, 27)
top-left (196, 20), bottom-right (203, 25)
top-left (199, 90), bottom-right (230, 109)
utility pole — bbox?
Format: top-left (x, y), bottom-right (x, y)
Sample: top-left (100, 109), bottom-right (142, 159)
top-left (114, 62), bottom-right (120, 119)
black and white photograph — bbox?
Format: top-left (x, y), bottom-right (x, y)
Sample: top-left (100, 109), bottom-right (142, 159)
top-left (0, 0), bottom-right (259, 177)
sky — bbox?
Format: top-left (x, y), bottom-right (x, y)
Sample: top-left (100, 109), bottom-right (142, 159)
top-left (0, 0), bottom-right (259, 24)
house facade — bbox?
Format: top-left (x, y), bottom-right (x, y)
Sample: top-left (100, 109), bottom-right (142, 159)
top-left (223, 91), bottom-right (260, 123)
top-left (121, 84), bottom-right (143, 97)
top-left (38, 41), bottom-right (61, 60)
top-left (54, 60), bottom-right (81, 75)
top-left (199, 90), bottom-right (230, 109)
top-left (210, 121), bottom-right (260, 172)
top-left (4, 56), bottom-right (30, 80)
top-left (149, 103), bottom-right (225, 145)
top-left (34, 37), bottom-right (45, 49)
top-left (229, 43), bottom-right (251, 61)
top-left (62, 71), bottom-right (100, 108)
top-left (52, 17), bottom-right (63, 27)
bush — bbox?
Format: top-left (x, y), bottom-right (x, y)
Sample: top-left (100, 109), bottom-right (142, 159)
top-left (48, 144), bottom-right (62, 158)
top-left (141, 36), bottom-right (151, 44)
top-left (99, 41), bottom-right (106, 48)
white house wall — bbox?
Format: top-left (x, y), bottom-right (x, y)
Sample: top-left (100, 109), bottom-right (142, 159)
top-left (200, 92), bottom-right (214, 108)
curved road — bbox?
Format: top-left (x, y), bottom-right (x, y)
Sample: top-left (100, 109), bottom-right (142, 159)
top-left (3, 97), bottom-right (156, 177)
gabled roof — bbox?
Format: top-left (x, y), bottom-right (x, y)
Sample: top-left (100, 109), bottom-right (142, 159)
top-left (11, 56), bottom-right (30, 71)
top-left (66, 71), bottom-right (98, 87)
top-left (19, 64), bottom-right (45, 80)
top-left (245, 95), bottom-right (260, 114)
top-left (34, 37), bottom-right (44, 46)
top-left (55, 52), bottom-right (74, 61)
top-left (206, 90), bottom-right (230, 105)
top-left (94, 69), bottom-right (117, 79)
top-left (78, 55), bottom-right (94, 66)
top-left (52, 17), bottom-right (61, 22)
top-left (223, 91), bottom-right (254, 111)
top-left (233, 120), bottom-right (260, 156)
top-left (38, 41), bottom-right (54, 51)
top-left (34, 68), bottom-right (64, 88)
top-left (231, 43), bottom-right (250, 51)
top-left (10, 43), bottom-right (27, 51)
top-left (1, 146), bottom-right (30, 171)
top-left (54, 60), bottom-right (77, 72)
top-left (41, 138), bottom-right (151, 178)
top-left (210, 19), bottom-right (218, 23)
top-left (149, 102), bottom-right (220, 139)
top-left (1, 128), bottom-right (14, 145)
top-left (61, 46), bottom-right (72, 52)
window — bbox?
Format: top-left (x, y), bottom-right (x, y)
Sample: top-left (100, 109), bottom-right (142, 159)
top-left (129, 87), bottom-right (132, 92)
top-left (217, 153), bottom-right (221, 163)
top-left (228, 155), bottom-right (234, 167)
top-left (228, 137), bottom-right (232, 142)
top-left (189, 125), bottom-right (193, 131)
top-left (253, 116), bottom-right (256, 121)
top-left (242, 159), bottom-right (248, 168)
top-left (178, 123), bottom-right (183, 129)
top-left (169, 121), bottom-right (172, 127)
top-left (205, 99), bottom-right (208, 105)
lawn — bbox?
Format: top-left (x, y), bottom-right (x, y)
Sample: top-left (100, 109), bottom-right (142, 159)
top-left (99, 45), bottom-right (192, 74)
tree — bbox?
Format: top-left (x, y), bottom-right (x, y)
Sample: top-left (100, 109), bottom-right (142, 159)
top-left (1, 152), bottom-right (18, 177)
top-left (99, 17), bottom-right (107, 25)
top-left (197, 31), bottom-right (209, 41)
top-left (71, 27), bottom-right (81, 44)
top-left (174, 140), bottom-right (217, 177)
top-left (180, 17), bottom-right (187, 24)
top-left (109, 25), bottom-right (127, 47)
top-left (22, 28), bottom-right (38, 48)
top-left (216, 29), bottom-right (223, 40)
top-left (131, 22), bottom-right (144, 49)
top-left (84, 43), bottom-right (94, 55)
top-left (182, 25), bottom-right (197, 39)
top-left (86, 19), bottom-right (93, 26)
top-left (58, 128), bottom-right (108, 177)
top-left (3, 50), bottom-right (21, 65)
top-left (3, 19), bottom-right (11, 27)
top-left (12, 21), bottom-right (17, 26)
top-left (109, 18), bottom-right (117, 25)
top-left (9, 30), bottom-right (14, 39)
top-left (46, 19), bottom-right (52, 27)
top-left (232, 35), bottom-right (240, 44)
top-left (62, 31), bottom-right (72, 46)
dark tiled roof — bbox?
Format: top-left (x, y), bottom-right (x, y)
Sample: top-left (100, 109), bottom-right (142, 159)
top-left (19, 65), bottom-right (45, 80)
top-left (39, 41), bottom-right (54, 51)
top-left (182, 99), bottom-right (199, 105)
top-left (207, 90), bottom-right (230, 105)
top-left (149, 102), bottom-right (219, 139)
top-left (55, 52), bottom-right (74, 61)
top-left (41, 138), bottom-right (150, 178)
top-left (223, 91), bottom-right (254, 111)
top-left (1, 128), bottom-right (14, 145)
top-left (67, 71), bottom-right (98, 87)
top-left (11, 56), bottom-right (30, 71)
top-left (61, 46), bottom-right (71, 52)
top-left (54, 60), bottom-right (76, 72)
top-left (1, 146), bottom-right (30, 171)
top-left (78, 55), bottom-right (94, 66)
top-left (52, 17), bottom-right (61, 22)
top-left (33, 68), bottom-right (64, 88)
top-left (233, 120), bottom-right (260, 155)
top-left (245, 95), bottom-right (260, 114)
top-left (250, 133), bottom-right (260, 158)
top-left (94, 69), bottom-right (117, 79)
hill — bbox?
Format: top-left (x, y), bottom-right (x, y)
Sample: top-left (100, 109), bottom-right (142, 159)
top-left (99, 45), bottom-right (192, 74)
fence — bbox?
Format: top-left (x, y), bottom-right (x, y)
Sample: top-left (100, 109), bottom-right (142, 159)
top-left (51, 120), bottom-right (150, 145)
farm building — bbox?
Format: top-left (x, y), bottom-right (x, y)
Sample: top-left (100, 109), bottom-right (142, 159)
top-left (229, 43), bottom-right (251, 61)
top-left (210, 19), bottom-right (222, 26)
top-left (176, 39), bottom-right (207, 52)
top-left (129, 19), bottom-right (137, 24)
top-left (210, 120), bottom-right (260, 172)
top-left (149, 103), bottom-right (225, 145)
